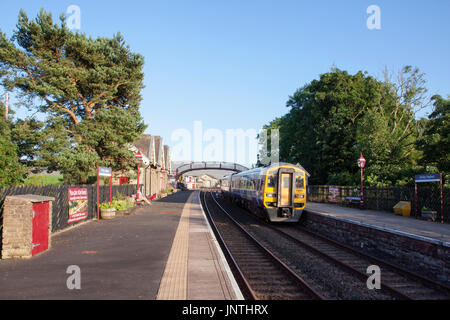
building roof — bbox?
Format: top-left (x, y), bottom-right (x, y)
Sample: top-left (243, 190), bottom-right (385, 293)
top-left (153, 136), bottom-right (165, 168)
top-left (198, 174), bottom-right (218, 182)
top-left (164, 145), bottom-right (171, 172)
top-left (133, 134), bottom-right (152, 159)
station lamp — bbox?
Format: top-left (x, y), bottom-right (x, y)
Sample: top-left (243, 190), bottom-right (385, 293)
top-left (357, 153), bottom-right (366, 209)
top-left (135, 149), bottom-right (143, 201)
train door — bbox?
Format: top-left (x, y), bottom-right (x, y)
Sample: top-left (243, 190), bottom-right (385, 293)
top-left (278, 168), bottom-right (294, 207)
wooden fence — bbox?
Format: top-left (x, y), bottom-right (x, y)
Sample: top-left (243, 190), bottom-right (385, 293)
top-left (0, 184), bottom-right (139, 235)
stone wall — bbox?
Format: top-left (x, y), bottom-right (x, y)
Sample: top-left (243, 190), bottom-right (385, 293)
top-left (302, 210), bottom-right (450, 284)
top-left (1, 195), bottom-right (54, 259)
top-left (1, 197), bottom-right (33, 259)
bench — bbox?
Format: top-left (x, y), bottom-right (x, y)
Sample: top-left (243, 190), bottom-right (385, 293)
top-left (344, 196), bottom-right (361, 207)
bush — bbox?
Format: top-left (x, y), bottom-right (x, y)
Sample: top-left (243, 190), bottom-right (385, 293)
top-left (99, 202), bottom-right (116, 210)
top-left (99, 199), bottom-right (134, 211)
top-left (113, 199), bottom-right (134, 211)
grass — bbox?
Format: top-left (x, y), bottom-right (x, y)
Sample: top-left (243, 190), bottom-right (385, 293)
top-left (23, 174), bottom-right (64, 186)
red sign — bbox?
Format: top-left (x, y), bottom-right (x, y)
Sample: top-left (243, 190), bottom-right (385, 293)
top-left (68, 188), bottom-right (88, 223)
top-left (328, 187), bottom-right (339, 203)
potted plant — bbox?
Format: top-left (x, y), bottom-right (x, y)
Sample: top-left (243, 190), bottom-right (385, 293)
top-left (421, 206), bottom-right (437, 221)
top-left (99, 202), bottom-right (116, 220)
top-left (114, 199), bottom-right (135, 216)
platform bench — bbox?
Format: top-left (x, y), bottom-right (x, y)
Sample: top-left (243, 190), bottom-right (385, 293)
top-left (343, 196), bottom-right (361, 207)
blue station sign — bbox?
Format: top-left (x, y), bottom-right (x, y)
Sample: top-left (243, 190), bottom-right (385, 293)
top-left (415, 173), bottom-right (441, 183)
top-left (98, 166), bottom-right (112, 177)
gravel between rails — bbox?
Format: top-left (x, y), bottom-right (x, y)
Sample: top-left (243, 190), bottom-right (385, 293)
top-left (202, 192), bottom-right (321, 300)
top-left (213, 193), bottom-right (394, 300)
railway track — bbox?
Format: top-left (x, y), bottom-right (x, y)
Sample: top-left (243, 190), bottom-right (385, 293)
top-left (277, 225), bottom-right (450, 300)
top-left (212, 192), bottom-right (450, 300)
top-left (200, 191), bottom-right (324, 300)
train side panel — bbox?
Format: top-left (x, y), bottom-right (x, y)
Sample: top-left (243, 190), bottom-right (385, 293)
top-left (220, 163), bottom-right (307, 223)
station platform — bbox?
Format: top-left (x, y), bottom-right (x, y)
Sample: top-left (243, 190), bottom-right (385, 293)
top-left (0, 190), bottom-right (242, 300)
top-left (305, 202), bottom-right (450, 246)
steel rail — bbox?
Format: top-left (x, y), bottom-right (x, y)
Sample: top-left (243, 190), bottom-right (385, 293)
top-left (296, 222), bottom-right (450, 295)
top-left (200, 191), bottom-right (257, 300)
top-left (204, 191), bottom-right (324, 300)
top-left (213, 193), bottom-right (449, 300)
top-left (236, 215), bottom-right (411, 300)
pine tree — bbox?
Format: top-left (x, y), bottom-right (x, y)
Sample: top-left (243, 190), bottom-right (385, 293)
top-left (0, 9), bottom-right (146, 183)
top-left (0, 102), bottom-right (24, 186)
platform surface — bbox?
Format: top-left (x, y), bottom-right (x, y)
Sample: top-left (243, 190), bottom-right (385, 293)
top-left (0, 190), bottom-right (240, 299)
top-left (306, 202), bottom-right (450, 245)
top-left (157, 191), bottom-right (241, 300)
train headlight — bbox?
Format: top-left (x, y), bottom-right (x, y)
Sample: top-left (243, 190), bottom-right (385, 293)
top-left (266, 193), bottom-right (277, 198)
top-left (265, 202), bottom-right (277, 207)
top-left (295, 194), bottom-right (305, 199)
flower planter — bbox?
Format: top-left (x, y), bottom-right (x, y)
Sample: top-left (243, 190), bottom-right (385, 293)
top-left (100, 208), bottom-right (116, 220)
top-left (421, 210), bottom-right (437, 221)
top-left (115, 208), bottom-right (134, 216)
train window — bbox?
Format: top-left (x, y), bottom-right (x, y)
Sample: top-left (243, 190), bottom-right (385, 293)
top-left (283, 176), bottom-right (290, 188)
top-left (295, 176), bottom-right (304, 189)
top-left (267, 175), bottom-right (277, 188)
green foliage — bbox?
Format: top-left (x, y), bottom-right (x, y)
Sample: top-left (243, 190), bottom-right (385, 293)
top-left (99, 202), bottom-right (116, 210)
top-left (0, 9), bottom-right (147, 184)
top-left (0, 105), bottom-right (25, 186)
top-left (417, 95), bottom-right (450, 176)
top-left (112, 199), bottom-right (134, 211)
top-left (99, 199), bottom-right (134, 211)
top-left (260, 67), bottom-right (432, 186)
top-left (113, 191), bottom-right (124, 201)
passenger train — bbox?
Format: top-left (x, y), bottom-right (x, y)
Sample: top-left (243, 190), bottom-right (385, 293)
top-left (220, 163), bottom-right (309, 222)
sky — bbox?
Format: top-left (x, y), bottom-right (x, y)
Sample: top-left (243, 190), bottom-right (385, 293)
top-left (1, 0), bottom-right (449, 167)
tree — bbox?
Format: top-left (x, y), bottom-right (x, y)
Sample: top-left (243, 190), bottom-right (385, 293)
top-left (259, 67), bottom-right (426, 186)
top-left (0, 9), bottom-right (146, 183)
top-left (11, 118), bottom-right (45, 168)
top-left (274, 69), bottom-right (387, 185)
top-left (354, 66), bottom-right (427, 186)
top-left (257, 117), bottom-right (282, 167)
top-left (0, 101), bottom-right (24, 186)
top-left (417, 95), bottom-right (450, 176)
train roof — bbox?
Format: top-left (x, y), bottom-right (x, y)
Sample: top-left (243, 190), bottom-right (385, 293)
top-left (222, 162), bottom-right (310, 179)
top-left (266, 162), bottom-right (311, 177)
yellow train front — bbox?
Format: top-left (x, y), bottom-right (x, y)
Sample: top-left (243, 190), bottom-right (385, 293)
top-left (220, 163), bottom-right (309, 222)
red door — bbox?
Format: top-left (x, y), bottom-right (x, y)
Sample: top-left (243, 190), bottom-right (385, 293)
top-left (119, 177), bottom-right (129, 185)
top-left (32, 202), bottom-right (50, 256)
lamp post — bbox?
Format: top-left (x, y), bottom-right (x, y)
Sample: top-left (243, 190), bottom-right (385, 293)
top-left (357, 153), bottom-right (366, 210)
top-left (135, 149), bottom-right (143, 201)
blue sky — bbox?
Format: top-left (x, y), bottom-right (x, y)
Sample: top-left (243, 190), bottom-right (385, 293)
top-left (1, 1), bottom-right (449, 166)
